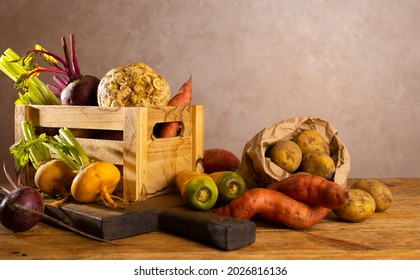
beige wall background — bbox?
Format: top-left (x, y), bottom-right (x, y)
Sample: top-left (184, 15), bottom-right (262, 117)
top-left (1, 0), bottom-right (419, 183)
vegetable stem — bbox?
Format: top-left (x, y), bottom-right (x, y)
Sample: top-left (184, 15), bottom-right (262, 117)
top-left (0, 48), bottom-right (60, 105)
top-left (58, 127), bottom-right (90, 167)
top-left (70, 34), bottom-right (81, 77)
top-left (10, 121), bottom-right (52, 169)
top-left (41, 142), bottom-right (79, 171)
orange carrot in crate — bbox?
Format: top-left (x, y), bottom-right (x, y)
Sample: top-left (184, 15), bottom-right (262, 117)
top-left (267, 173), bottom-right (349, 209)
top-left (159, 75), bottom-right (192, 138)
top-left (210, 188), bottom-right (330, 229)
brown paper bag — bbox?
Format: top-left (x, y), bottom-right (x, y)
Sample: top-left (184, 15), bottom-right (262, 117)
top-left (237, 116), bottom-right (351, 188)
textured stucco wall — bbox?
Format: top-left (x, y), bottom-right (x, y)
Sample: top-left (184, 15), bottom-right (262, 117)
top-left (1, 0), bottom-right (420, 183)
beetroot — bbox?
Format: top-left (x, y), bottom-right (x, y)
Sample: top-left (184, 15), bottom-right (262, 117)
top-left (19, 34), bottom-right (100, 106)
top-left (0, 186), bottom-right (44, 232)
top-left (0, 164), bottom-right (44, 232)
top-left (61, 75), bottom-right (100, 105)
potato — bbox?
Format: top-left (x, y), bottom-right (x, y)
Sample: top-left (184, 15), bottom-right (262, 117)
top-left (293, 129), bottom-right (330, 155)
top-left (351, 179), bottom-right (393, 212)
top-left (300, 151), bottom-right (335, 180)
top-left (333, 189), bottom-right (376, 222)
top-left (268, 140), bottom-right (302, 173)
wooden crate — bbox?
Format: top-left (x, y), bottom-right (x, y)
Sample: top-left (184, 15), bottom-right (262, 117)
top-left (15, 105), bottom-right (204, 202)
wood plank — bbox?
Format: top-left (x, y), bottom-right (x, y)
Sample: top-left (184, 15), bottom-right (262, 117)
top-left (42, 192), bottom-right (256, 250)
top-left (24, 105), bottom-right (125, 130)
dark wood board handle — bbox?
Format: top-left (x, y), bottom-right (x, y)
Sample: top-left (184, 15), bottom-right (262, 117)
top-left (159, 208), bottom-right (256, 251)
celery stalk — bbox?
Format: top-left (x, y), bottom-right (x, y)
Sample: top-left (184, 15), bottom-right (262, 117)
top-left (10, 121), bottom-right (52, 169)
top-left (0, 48), bottom-right (60, 105)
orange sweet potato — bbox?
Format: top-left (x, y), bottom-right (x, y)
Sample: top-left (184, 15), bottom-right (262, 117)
top-left (267, 173), bottom-right (349, 209)
top-left (159, 75), bottom-right (192, 138)
top-left (210, 188), bottom-right (330, 229)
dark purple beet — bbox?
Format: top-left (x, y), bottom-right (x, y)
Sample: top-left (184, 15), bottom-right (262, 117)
top-left (60, 75), bottom-right (100, 106)
top-left (0, 187), bottom-right (44, 232)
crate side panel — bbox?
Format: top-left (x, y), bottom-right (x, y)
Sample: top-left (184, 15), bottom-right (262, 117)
top-left (146, 137), bottom-right (194, 197)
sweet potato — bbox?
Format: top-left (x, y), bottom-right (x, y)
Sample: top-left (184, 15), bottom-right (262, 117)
top-left (159, 75), bottom-right (192, 138)
top-left (210, 188), bottom-right (330, 229)
top-left (267, 173), bottom-right (349, 209)
top-left (203, 148), bottom-right (240, 173)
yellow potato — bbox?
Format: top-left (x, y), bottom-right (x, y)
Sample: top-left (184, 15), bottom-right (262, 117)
top-left (293, 129), bottom-right (330, 155)
top-left (300, 151), bottom-right (335, 180)
top-left (268, 140), bottom-right (302, 173)
top-left (351, 179), bottom-right (393, 212)
top-left (333, 189), bottom-right (376, 222)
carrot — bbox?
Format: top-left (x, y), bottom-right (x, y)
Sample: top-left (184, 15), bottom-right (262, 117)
top-left (208, 171), bottom-right (247, 204)
top-left (267, 173), bottom-right (349, 209)
top-left (175, 170), bottom-right (218, 211)
top-left (159, 75), bottom-right (192, 138)
top-left (210, 188), bottom-right (330, 229)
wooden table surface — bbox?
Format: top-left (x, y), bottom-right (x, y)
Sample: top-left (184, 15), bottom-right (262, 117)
top-left (1, 178), bottom-right (419, 260)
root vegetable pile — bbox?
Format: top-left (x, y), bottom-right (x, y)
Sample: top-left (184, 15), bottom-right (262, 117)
top-left (11, 121), bottom-right (125, 208)
top-left (0, 163), bottom-right (118, 244)
top-left (43, 127), bottom-right (126, 208)
top-left (333, 179), bottom-right (393, 222)
top-left (268, 129), bottom-right (336, 180)
top-left (210, 172), bottom-right (350, 229)
top-left (211, 188), bottom-right (331, 229)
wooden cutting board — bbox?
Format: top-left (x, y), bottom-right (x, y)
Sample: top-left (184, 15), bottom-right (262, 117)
top-left (44, 192), bottom-right (256, 251)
